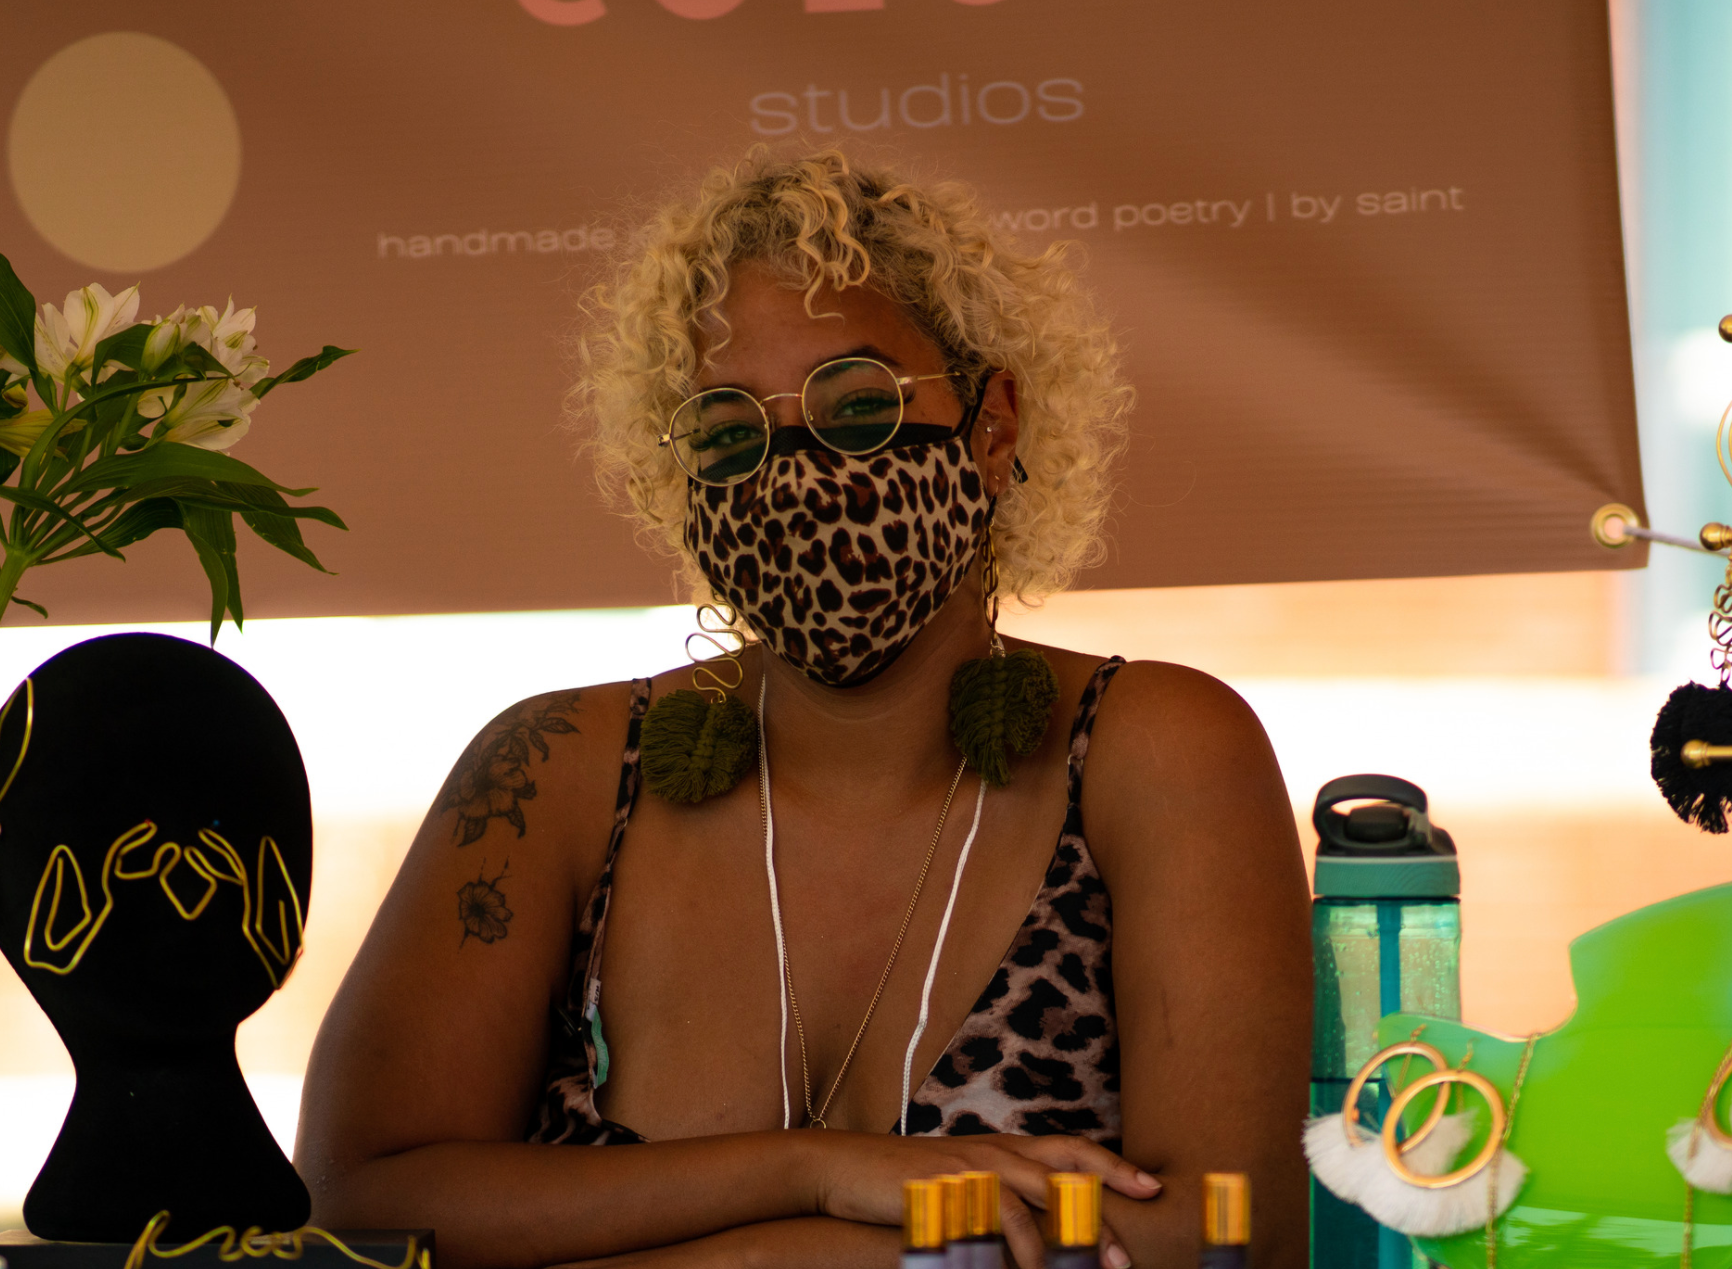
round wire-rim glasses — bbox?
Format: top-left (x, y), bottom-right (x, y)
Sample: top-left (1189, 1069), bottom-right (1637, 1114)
top-left (658, 356), bottom-right (971, 487)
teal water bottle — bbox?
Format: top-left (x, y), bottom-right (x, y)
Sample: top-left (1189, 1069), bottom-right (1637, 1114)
top-left (1309, 775), bottom-right (1461, 1269)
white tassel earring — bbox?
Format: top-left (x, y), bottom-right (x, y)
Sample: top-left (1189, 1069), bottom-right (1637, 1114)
top-left (1307, 1039), bottom-right (1531, 1240)
top-left (1306, 1040), bottom-right (1459, 1205)
top-left (1669, 1044), bottom-right (1732, 1194)
top-left (1364, 1066), bottom-right (1527, 1238)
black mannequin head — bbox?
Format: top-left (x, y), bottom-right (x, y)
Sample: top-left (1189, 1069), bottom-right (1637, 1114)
top-left (0, 632), bottom-right (312, 1240)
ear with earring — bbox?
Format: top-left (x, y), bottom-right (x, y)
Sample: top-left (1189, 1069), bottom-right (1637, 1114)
top-left (640, 602), bottom-right (758, 803)
top-left (947, 509), bottom-right (1060, 787)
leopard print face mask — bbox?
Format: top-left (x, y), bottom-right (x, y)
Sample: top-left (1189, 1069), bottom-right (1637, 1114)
top-left (686, 436), bottom-right (990, 688)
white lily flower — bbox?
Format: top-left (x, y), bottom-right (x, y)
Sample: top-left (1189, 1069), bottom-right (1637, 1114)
top-left (0, 350), bottom-right (25, 381)
top-left (0, 409), bottom-right (52, 458)
top-left (33, 283), bottom-right (141, 382)
top-left (34, 305), bottom-right (73, 381)
top-left (140, 378), bottom-right (257, 451)
top-left (235, 352), bottom-right (270, 390)
top-left (192, 299), bottom-right (260, 377)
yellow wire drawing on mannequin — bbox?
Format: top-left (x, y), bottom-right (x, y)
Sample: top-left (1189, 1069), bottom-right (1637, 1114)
top-left (253, 834), bottom-right (306, 975)
top-left (124, 1211), bottom-right (429, 1269)
top-left (21, 821), bottom-right (304, 987)
top-left (25, 821), bottom-right (159, 974)
top-left (0, 677), bottom-right (33, 805)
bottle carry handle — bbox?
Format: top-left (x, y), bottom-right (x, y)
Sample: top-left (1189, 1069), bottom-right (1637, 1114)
top-left (1313, 773), bottom-right (1429, 852)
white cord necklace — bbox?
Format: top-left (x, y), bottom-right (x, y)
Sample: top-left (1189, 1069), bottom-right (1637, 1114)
top-left (757, 674), bottom-right (988, 1133)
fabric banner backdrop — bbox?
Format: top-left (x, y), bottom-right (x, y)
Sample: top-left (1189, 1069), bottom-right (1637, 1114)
top-left (1, 1), bottom-right (1643, 622)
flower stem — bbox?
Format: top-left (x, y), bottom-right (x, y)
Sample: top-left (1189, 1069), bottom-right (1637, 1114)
top-left (0, 544), bottom-right (36, 623)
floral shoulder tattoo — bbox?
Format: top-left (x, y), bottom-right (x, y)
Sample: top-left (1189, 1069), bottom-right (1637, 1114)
top-left (438, 692), bottom-right (582, 848)
top-left (458, 860), bottom-right (512, 947)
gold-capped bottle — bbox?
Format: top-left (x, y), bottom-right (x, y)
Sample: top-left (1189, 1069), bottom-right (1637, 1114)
top-left (902, 1179), bottom-right (948, 1269)
top-left (1200, 1172), bottom-right (1250, 1268)
top-left (939, 1175), bottom-right (969, 1269)
top-left (1044, 1172), bottom-right (1101, 1269)
top-left (951, 1171), bottom-right (1007, 1268)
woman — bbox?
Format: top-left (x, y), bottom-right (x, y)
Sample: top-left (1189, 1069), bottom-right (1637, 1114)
top-left (299, 150), bottom-right (1310, 1268)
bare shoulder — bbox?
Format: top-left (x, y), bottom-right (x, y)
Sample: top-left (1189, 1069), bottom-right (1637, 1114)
top-left (1057, 654), bottom-right (1300, 879)
top-left (1090, 658), bottom-right (1270, 762)
top-left (421, 678), bottom-right (645, 898)
top-left (435, 681), bottom-right (632, 828)
top-left (1032, 648), bottom-right (1269, 757)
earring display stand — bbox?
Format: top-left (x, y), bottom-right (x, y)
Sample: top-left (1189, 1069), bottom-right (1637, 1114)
top-left (1376, 884), bottom-right (1732, 1268)
top-left (0, 637), bottom-right (392, 1260)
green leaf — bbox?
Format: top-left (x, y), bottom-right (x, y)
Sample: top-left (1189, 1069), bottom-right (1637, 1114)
top-left (181, 498), bottom-right (237, 554)
top-left (68, 442), bottom-right (313, 496)
top-left (179, 501), bottom-right (240, 642)
top-left (217, 480), bottom-right (347, 529)
top-left (179, 342), bottom-right (232, 379)
top-left (0, 254), bottom-right (36, 376)
top-left (40, 494), bottom-right (183, 563)
top-left (81, 478), bottom-right (236, 513)
top-left (15, 366), bottom-right (182, 489)
top-left (186, 534), bottom-right (229, 644)
top-left (90, 323), bottom-right (151, 379)
top-left (0, 450), bottom-right (19, 486)
top-left (10, 596), bottom-right (47, 619)
top-left (98, 496), bottom-right (182, 552)
top-left (221, 548), bottom-right (241, 628)
top-left (246, 508), bottom-right (324, 571)
top-left (0, 485), bottom-right (123, 558)
top-left (210, 482), bottom-right (344, 573)
top-left (252, 345), bottom-right (356, 398)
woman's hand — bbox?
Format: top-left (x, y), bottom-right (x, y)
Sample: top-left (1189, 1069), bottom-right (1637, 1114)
top-left (808, 1131), bottom-right (1159, 1268)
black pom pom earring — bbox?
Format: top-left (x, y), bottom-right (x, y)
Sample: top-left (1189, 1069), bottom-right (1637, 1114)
top-left (1652, 679), bottom-right (1732, 832)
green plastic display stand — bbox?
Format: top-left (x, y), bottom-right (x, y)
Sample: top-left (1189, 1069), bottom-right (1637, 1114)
top-left (1379, 882), bottom-right (1732, 1268)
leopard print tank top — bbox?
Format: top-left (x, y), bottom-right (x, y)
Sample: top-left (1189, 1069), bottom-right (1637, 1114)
top-left (531, 657), bottom-right (1125, 1150)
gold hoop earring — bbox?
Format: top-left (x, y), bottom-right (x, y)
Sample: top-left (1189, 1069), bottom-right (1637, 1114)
top-left (1699, 1047), bottom-right (1732, 1150)
top-left (1381, 1068), bottom-right (1507, 1189)
top-left (1339, 1040), bottom-right (1452, 1153)
top-left (1307, 1035), bottom-right (1532, 1247)
top-left (639, 602), bottom-right (758, 804)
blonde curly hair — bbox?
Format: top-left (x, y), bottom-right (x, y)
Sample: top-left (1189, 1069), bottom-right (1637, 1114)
top-left (575, 148), bottom-right (1131, 602)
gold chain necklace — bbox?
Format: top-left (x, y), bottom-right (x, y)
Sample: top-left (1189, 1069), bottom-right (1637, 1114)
top-left (759, 753), bottom-right (971, 1129)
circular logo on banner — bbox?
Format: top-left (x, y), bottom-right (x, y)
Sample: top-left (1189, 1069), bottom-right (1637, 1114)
top-left (8, 33), bottom-right (241, 273)
top-left (518, 0), bottom-right (607, 24)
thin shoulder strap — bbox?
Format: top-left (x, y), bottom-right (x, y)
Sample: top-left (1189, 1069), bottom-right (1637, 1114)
top-left (1066, 657), bottom-right (1126, 809)
top-left (607, 678), bottom-right (653, 860)
top-left (579, 678), bottom-right (652, 994)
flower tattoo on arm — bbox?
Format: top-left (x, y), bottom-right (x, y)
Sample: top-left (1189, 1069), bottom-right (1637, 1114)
top-left (457, 859), bottom-right (512, 947)
top-left (438, 692), bottom-right (581, 847)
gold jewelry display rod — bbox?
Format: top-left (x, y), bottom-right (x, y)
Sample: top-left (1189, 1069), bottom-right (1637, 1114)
top-left (1683, 740), bottom-right (1732, 768)
top-left (1591, 504), bottom-right (1731, 556)
top-left (1593, 506), bottom-right (1732, 765)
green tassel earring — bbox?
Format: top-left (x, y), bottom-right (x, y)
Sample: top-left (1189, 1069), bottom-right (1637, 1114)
top-left (948, 524), bottom-right (1059, 786)
top-left (641, 604), bottom-right (758, 804)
